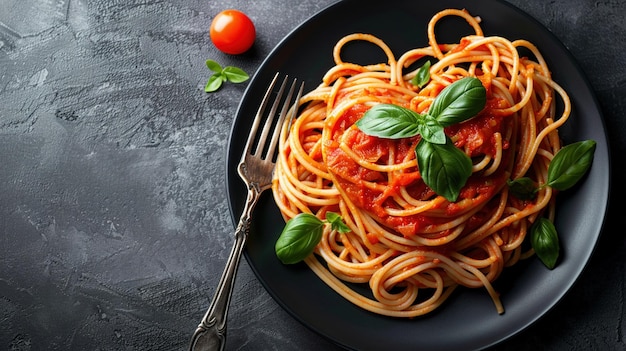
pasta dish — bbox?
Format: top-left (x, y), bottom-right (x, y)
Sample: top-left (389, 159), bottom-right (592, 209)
top-left (271, 8), bottom-right (576, 317)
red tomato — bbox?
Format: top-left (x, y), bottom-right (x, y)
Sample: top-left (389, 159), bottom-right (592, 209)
top-left (210, 9), bottom-right (256, 55)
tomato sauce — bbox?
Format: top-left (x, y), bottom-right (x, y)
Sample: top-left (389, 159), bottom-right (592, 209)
top-left (446, 97), bottom-right (511, 157)
top-left (324, 95), bottom-right (511, 237)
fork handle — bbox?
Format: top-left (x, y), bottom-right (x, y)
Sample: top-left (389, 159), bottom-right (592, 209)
top-left (189, 186), bottom-right (260, 351)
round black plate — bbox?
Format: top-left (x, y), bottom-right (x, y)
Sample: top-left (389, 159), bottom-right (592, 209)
top-left (225, 0), bottom-right (610, 350)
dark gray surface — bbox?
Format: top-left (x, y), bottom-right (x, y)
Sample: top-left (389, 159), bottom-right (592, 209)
top-left (0, 0), bottom-right (623, 350)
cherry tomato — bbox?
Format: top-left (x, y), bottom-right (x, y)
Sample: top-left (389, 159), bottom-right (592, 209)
top-left (210, 9), bottom-right (256, 55)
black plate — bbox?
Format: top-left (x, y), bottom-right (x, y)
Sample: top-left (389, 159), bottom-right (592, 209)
top-left (225, 0), bottom-right (610, 350)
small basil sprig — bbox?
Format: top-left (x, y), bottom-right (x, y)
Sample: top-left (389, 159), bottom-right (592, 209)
top-left (546, 139), bottom-right (596, 190)
top-left (428, 77), bottom-right (487, 126)
top-left (507, 139), bottom-right (596, 269)
top-left (204, 59), bottom-right (249, 92)
top-left (506, 177), bottom-right (537, 200)
top-left (507, 140), bottom-right (597, 199)
top-left (416, 138), bottom-right (473, 201)
top-left (325, 211), bottom-right (351, 233)
top-left (411, 60), bottom-right (431, 88)
top-left (531, 218), bottom-right (560, 269)
top-left (356, 77), bottom-right (486, 201)
top-left (275, 212), bottom-right (350, 264)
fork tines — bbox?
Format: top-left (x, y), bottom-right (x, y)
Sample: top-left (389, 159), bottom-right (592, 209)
top-left (244, 73), bottom-right (304, 162)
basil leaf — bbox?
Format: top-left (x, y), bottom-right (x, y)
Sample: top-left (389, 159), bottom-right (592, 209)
top-left (507, 177), bottom-right (537, 200)
top-left (205, 59), bottom-right (223, 73)
top-left (275, 213), bottom-right (324, 264)
top-left (204, 60), bottom-right (249, 93)
top-left (205, 73), bottom-right (225, 92)
top-left (355, 77), bottom-right (487, 201)
top-left (530, 217), bottom-right (559, 269)
top-left (547, 140), bottom-right (596, 191)
top-left (411, 60), bottom-right (431, 88)
top-left (416, 138), bottom-right (473, 202)
top-left (428, 77), bottom-right (486, 126)
top-left (418, 114), bottom-right (446, 145)
top-left (356, 104), bottom-right (422, 139)
top-left (223, 66), bottom-right (250, 83)
top-left (325, 211), bottom-right (351, 233)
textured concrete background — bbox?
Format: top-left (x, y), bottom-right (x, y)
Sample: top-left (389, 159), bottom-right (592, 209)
top-left (0, 0), bottom-right (624, 350)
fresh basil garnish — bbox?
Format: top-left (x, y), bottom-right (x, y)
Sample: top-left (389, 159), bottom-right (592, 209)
top-left (275, 213), bottom-right (324, 265)
top-left (530, 217), bottom-right (560, 269)
top-left (428, 77), bottom-right (486, 126)
top-left (547, 140), bottom-right (596, 191)
top-left (356, 77), bottom-right (486, 202)
top-left (275, 212), bottom-right (349, 264)
top-left (355, 104), bottom-right (423, 139)
top-left (507, 177), bottom-right (537, 200)
top-left (325, 211), bottom-right (351, 233)
top-left (204, 59), bottom-right (249, 92)
top-left (507, 140), bottom-right (596, 269)
top-left (508, 139), bottom-right (596, 201)
top-left (418, 114), bottom-right (446, 145)
top-left (411, 60), bottom-right (431, 88)
top-left (416, 138), bottom-right (473, 202)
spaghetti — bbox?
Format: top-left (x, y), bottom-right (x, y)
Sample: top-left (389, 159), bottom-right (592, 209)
top-left (271, 8), bottom-right (569, 317)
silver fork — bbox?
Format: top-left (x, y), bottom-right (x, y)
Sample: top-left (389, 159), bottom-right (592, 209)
top-left (189, 73), bottom-right (304, 351)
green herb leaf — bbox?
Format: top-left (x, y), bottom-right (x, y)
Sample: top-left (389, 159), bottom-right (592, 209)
top-left (355, 104), bottom-right (422, 139)
top-left (547, 140), bottom-right (596, 191)
top-left (428, 77), bottom-right (486, 126)
top-left (411, 60), bottom-right (431, 88)
top-left (206, 59), bottom-right (223, 72)
top-left (416, 138), bottom-right (473, 202)
top-left (418, 114), bottom-right (446, 145)
top-left (326, 211), bottom-right (351, 233)
top-left (205, 73), bottom-right (225, 93)
top-left (355, 77), bottom-right (487, 202)
top-left (275, 213), bottom-right (324, 264)
top-left (223, 66), bottom-right (250, 83)
top-left (507, 177), bottom-right (538, 200)
top-left (530, 217), bottom-right (559, 269)
top-left (204, 60), bottom-right (249, 93)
